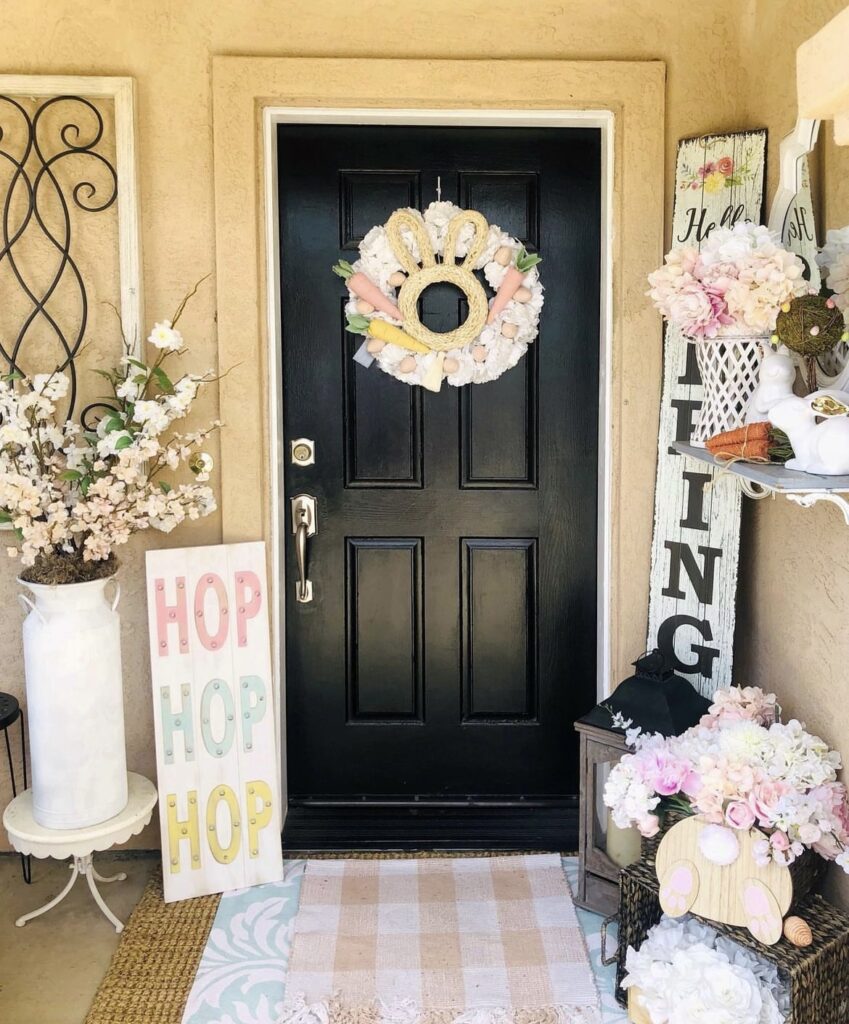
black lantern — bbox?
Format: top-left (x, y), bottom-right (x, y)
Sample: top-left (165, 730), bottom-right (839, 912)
top-left (573, 650), bottom-right (710, 915)
top-left (582, 649), bottom-right (711, 738)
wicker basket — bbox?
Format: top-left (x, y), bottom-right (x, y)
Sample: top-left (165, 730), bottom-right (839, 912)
top-left (691, 334), bottom-right (767, 446)
top-left (616, 858), bottom-right (849, 1023)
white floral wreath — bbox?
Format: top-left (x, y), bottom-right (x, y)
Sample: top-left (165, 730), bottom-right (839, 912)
top-left (333, 201), bottom-right (544, 391)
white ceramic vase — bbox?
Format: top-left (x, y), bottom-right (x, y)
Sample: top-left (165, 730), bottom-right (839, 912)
top-left (19, 575), bottom-right (128, 829)
top-left (692, 334), bottom-right (768, 446)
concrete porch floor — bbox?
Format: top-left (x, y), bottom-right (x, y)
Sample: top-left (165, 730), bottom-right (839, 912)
top-left (0, 851), bottom-right (157, 1024)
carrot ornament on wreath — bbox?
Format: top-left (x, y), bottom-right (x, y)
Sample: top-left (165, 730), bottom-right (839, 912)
top-left (346, 314), bottom-right (430, 354)
top-left (333, 260), bottom-right (403, 321)
top-left (486, 247), bottom-right (542, 324)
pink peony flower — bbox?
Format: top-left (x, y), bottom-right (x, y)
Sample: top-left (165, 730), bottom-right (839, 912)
top-left (665, 282), bottom-right (732, 339)
top-left (725, 801), bottom-right (756, 831)
top-left (747, 780), bottom-right (788, 826)
top-left (637, 752), bottom-right (695, 797)
top-left (770, 830), bottom-right (791, 852)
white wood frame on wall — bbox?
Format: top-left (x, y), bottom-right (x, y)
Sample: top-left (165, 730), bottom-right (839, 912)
top-left (0, 75), bottom-right (144, 354)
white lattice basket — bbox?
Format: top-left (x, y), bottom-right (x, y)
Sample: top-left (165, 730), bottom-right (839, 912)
top-left (692, 334), bottom-right (768, 446)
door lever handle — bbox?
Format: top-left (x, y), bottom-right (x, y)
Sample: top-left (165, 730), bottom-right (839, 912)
top-left (290, 494), bottom-right (317, 603)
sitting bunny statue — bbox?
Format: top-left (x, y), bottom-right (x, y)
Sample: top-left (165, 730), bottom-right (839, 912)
top-left (769, 389), bottom-right (849, 475)
top-left (745, 344), bottom-right (796, 423)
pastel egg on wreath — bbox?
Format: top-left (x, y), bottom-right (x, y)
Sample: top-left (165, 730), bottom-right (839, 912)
top-left (356, 299), bottom-right (375, 315)
top-left (494, 245), bottom-right (513, 266)
top-left (366, 339), bottom-right (386, 354)
top-left (389, 270), bottom-right (407, 288)
top-left (513, 286), bottom-right (532, 303)
top-left (472, 345), bottom-right (487, 363)
top-left (443, 357), bottom-right (460, 375)
top-left (501, 322), bottom-right (519, 339)
top-left (398, 355), bottom-right (417, 374)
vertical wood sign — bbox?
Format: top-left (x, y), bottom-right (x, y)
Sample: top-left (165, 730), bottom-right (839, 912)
top-left (146, 542), bottom-right (284, 902)
top-left (646, 131), bottom-right (767, 697)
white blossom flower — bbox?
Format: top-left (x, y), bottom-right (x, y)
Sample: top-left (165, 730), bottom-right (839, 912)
top-left (116, 375), bottom-right (142, 401)
top-left (32, 373), bottom-right (69, 401)
top-left (147, 320), bottom-right (183, 351)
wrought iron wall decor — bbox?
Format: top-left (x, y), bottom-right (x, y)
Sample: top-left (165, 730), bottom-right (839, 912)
top-left (0, 94), bottom-right (117, 417)
top-left (0, 75), bottom-right (143, 427)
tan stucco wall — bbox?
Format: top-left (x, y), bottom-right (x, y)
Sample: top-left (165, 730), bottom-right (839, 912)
top-left (6, 3), bottom-right (849, 909)
top-left (0, 0), bottom-right (746, 852)
top-left (736, 0), bottom-right (849, 910)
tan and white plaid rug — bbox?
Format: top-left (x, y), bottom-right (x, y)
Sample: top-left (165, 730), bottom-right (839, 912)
top-left (279, 854), bottom-right (601, 1024)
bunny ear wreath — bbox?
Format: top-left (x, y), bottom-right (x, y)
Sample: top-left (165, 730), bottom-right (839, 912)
top-left (333, 201), bottom-right (543, 392)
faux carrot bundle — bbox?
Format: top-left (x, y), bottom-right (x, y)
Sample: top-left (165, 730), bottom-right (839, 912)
top-left (705, 422), bottom-right (793, 463)
top-left (486, 247), bottom-right (541, 324)
top-left (333, 260), bottom-right (402, 321)
top-left (346, 314), bottom-right (430, 354)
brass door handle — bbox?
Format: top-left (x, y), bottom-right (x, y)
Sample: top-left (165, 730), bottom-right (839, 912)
top-left (290, 494), bottom-right (317, 603)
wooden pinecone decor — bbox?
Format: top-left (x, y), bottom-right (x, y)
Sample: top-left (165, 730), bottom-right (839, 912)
top-left (705, 422), bottom-right (793, 463)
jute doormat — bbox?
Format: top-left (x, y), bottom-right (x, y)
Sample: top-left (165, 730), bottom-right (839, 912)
top-left (84, 867), bottom-right (220, 1024)
top-left (85, 853), bottom-right (581, 1024)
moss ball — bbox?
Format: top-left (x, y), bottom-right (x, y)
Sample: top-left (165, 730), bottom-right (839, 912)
top-left (775, 294), bottom-right (847, 356)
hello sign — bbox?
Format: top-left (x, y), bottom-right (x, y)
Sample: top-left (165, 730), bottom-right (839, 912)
top-left (146, 542), bottom-right (284, 902)
top-left (646, 130), bottom-right (767, 696)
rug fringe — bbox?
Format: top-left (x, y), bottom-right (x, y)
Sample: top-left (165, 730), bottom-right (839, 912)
top-left (278, 996), bottom-right (602, 1024)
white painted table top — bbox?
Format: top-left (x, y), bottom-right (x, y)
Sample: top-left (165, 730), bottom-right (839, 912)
top-left (3, 772), bottom-right (157, 859)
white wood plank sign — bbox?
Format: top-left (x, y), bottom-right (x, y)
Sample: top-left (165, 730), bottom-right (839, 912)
top-left (646, 131), bottom-right (767, 697)
top-left (146, 542), bottom-right (284, 902)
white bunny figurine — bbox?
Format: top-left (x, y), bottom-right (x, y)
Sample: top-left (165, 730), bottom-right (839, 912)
top-left (768, 389), bottom-right (849, 475)
top-left (745, 344), bottom-right (796, 423)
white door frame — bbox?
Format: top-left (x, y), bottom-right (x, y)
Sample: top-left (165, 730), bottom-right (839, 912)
top-left (262, 106), bottom-right (615, 803)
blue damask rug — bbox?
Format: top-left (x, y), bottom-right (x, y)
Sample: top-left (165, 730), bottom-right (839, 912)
top-left (181, 857), bottom-right (627, 1024)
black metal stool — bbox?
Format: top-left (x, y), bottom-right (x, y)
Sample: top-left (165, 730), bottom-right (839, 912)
top-left (1, 692), bottom-right (31, 883)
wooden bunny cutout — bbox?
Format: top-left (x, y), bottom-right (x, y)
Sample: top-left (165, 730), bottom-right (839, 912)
top-left (656, 816), bottom-right (792, 945)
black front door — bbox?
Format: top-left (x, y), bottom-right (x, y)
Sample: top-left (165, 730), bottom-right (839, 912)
top-left (279, 123), bottom-right (601, 849)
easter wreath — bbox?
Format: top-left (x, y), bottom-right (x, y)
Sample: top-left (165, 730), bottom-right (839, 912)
top-left (333, 201), bottom-right (544, 392)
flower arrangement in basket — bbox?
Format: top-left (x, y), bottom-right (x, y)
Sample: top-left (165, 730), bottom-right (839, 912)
top-left (622, 916), bottom-right (790, 1024)
top-left (647, 223), bottom-right (808, 445)
top-left (604, 686), bottom-right (849, 946)
top-left (0, 290), bottom-right (219, 581)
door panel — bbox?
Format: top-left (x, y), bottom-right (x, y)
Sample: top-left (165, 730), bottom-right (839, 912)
top-left (278, 123), bottom-right (601, 847)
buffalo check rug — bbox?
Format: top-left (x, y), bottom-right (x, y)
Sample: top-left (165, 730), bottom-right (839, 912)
top-left (277, 854), bottom-right (601, 1024)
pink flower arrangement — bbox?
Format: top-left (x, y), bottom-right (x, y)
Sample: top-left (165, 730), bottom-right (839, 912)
top-left (604, 685), bottom-right (849, 872)
top-left (647, 223), bottom-right (808, 339)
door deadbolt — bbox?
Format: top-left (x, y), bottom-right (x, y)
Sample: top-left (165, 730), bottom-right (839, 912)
top-left (291, 438), bottom-right (315, 466)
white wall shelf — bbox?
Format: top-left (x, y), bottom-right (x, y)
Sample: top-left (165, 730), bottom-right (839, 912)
top-left (673, 442), bottom-right (849, 524)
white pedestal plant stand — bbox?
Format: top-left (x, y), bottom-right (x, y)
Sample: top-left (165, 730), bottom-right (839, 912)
top-left (2, 772), bottom-right (157, 933)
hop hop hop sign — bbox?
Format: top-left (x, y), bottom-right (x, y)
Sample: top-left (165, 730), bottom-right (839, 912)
top-left (146, 542), bottom-right (284, 902)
